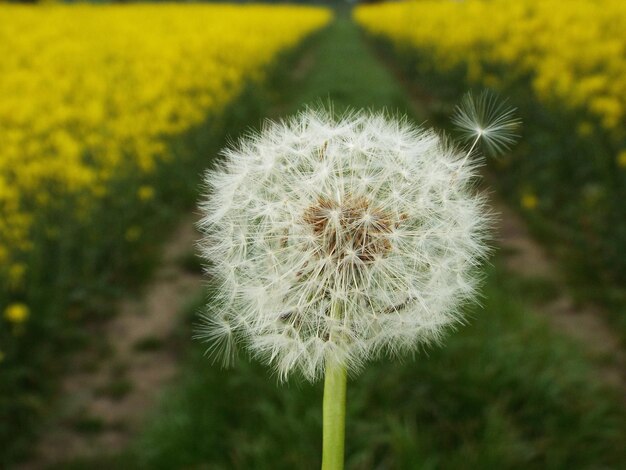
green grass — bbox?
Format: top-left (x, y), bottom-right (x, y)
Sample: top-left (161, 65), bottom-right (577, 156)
top-left (61, 266), bottom-right (625, 470)
top-left (55, 15), bottom-right (626, 470)
top-left (275, 13), bottom-right (413, 115)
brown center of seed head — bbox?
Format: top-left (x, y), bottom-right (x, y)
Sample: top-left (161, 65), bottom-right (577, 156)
top-left (303, 195), bottom-right (396, 263)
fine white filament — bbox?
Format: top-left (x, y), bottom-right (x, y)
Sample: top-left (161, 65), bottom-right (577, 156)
top-left (197, 107), bottom-right (492, 381)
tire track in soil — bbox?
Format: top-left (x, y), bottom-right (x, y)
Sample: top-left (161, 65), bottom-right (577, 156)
top-left (23, 215), bottom-right (204, 468)
top-left (493, 200), bottom-right (626, 391)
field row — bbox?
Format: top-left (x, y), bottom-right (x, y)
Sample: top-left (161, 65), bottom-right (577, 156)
top-left (355, 0), bottom-right (626, 288)
top-left (0, 4), bottom-right (330, 266)
top-left (0, 5), bottom-right (331, 461)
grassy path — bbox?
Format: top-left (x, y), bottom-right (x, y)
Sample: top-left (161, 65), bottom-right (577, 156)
top-left (277, 15), bottom-right (414, 114)
top-left (56, 16), bottom-right (626, 470)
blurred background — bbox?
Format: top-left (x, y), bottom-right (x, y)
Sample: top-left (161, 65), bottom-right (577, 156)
top-left (0, 1), bottom-right (624, 468)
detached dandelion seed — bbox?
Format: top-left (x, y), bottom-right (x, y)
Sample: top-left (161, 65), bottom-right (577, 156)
top-left (197, 103), bottom-right (517, 469)
top-left (453, 90), bottom-right (521, 161)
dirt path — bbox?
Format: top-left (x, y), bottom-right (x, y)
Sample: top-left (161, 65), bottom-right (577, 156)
top-left (493, 201), bottom-right (626, 390)
top-left (24, 215), bottom-right (204, 468)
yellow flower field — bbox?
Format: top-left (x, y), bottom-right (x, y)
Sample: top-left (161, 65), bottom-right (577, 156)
top-left (0, 4), bottom-right (331, 268)
top-left (354, 0), bottom-right (626, 135)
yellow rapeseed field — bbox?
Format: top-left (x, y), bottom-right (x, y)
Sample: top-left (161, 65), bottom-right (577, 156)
top-left (354, 0), bottom-right (626, 136)
top-left (0, 4), bottom-right (331, 271)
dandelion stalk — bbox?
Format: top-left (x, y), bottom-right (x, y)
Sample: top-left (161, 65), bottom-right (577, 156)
top-left (322, 300), bottom-right (347, 470)
top-left (459, 133), bottom-right (482, 168)
top-left (322, 359), bottom-right (347, 470)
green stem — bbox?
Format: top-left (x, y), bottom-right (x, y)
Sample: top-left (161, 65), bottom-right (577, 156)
top-left (322, 358), bottom-right (347, 470)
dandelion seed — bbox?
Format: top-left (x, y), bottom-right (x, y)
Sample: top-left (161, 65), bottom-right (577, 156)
top-left (452, 90), bottom-right (521, 159)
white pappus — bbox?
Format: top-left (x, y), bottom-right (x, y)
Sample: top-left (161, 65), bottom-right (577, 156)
top-left (197, 101), bottom-right (517, 382)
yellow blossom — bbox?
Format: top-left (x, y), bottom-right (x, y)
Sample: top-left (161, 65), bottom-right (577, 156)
top-left (617, 151), bottom-right (626, 168)
top-left (521, 193), bottom-right (539, 210)
top-left (137, 185), bottom-right (155, 202)
top-left (4, 303), bottom-right (30, 324)
top-left (8, 263), bottom-right (27, 289)
top-left (125, 226), bottom-right (142, 242)
top-left (577, 122), bottom-right (594, 137)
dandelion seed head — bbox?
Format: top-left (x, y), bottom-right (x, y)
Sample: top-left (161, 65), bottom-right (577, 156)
top-left (198, 107), bottom-right (491, 381)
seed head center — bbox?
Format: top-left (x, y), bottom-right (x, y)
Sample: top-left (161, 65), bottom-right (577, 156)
top-left (303, 195), bottom-right (395, 264)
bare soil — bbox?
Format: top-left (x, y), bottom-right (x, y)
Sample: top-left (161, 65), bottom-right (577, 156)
top-left (24, 215), bottom-right (204, 468)
top-left (494, 200), bottom-right (626, 390)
